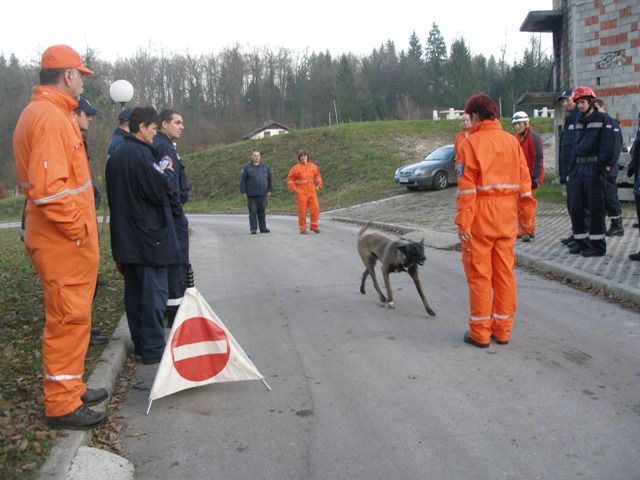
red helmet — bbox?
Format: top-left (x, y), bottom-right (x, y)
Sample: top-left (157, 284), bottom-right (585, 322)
top-left (572, 86), bottom-right (596, 102)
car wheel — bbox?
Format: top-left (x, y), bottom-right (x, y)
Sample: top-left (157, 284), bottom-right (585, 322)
top-left (432, 171), bottom-right (448, 190)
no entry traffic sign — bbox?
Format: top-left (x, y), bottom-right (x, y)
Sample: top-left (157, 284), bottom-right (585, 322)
top-left (171, 316), bottom-right (231, 382)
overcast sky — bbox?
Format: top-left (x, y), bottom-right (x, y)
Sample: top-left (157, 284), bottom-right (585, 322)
top-left (2, 1), bottom-right (552, 64)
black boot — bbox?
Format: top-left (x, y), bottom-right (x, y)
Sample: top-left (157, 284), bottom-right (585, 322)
top-left (47, 404), bottom-right (108, 430)
top-left (629, 251), bottom-right (640, 261)
top-left (606, 218), bottom-right (624, 236)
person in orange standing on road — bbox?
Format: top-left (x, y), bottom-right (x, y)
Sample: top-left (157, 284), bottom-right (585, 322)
top-left (455, 94), bottom-right (536, 349)
top-left (287, 150), bottom-right (323, 234)
top-left (454, 112), bottom-right (472, 158)
top-left (13, 45), bottom-right (109, 429)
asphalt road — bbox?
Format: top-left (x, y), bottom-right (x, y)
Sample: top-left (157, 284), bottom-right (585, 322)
top-left (117, 214), bottom-right (640, 480)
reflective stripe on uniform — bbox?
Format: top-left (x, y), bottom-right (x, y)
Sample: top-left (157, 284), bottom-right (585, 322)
top-left (167, 297), bottom-right (183, 306)
top-left (589, 234), bottom-right (606, 240)
top-left (470, 315), bottom-right (491, 321)
top-left (477, 183), bottom-right (520, 191)
top-left (457, 188), bottom-right (476, 196)
top-left (575, 122), bottom-right (604, 129)
top-left (45, 373), bottom-right (83, 381)
top-left (492, 313), bottom-right (512, 320)
top-left (32, 179), bottom-right (92, 205)
top-left (574, 233), bottom-right (588, 239)
top-left (520, 192), bottom-right (533, 198)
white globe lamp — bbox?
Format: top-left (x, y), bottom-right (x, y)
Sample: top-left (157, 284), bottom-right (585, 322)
top-left (109, 80), bottom-right (134, 108)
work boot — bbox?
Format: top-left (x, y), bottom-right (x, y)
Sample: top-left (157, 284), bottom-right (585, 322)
top-left (605, 218), bottom-right (624, 236)
top-left (560, 235), bottom-right (574, 245)
top-left (629, 251), bottom-right (640, 261)
top-left (89, 333), bottom-right (109, 346)
top-left (581, 247), bottom-right (605, 257)
top-left (47, 404), bottom-right (108, 430)
top-left (569, 242), bottom-right (588, 254)
top-left (81, 388), bottom-right (108, 406)
top-left (463, 330), bottom-right (489, 349)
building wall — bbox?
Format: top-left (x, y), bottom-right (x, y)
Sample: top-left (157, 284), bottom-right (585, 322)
top-left (250, 128), bottom-right (288, 140)
top-left (560, 0), bottom-right (640, 143)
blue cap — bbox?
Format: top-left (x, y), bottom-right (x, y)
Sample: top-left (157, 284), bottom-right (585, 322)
top-left (556, 89), bottom-right (572, 101)
top-left (76, 96), bottom-right (102, 116)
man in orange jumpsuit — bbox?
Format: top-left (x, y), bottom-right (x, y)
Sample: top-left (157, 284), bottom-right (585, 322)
top-left (13, 45), bottom-right (108, 429)
top-left (287, 150), bottom-right (323, 234)
top-left (455, 94), bottom-right (536, 348)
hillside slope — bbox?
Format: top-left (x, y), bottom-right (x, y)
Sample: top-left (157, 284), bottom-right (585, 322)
top-left (183, 118), bottom-right (553, 214)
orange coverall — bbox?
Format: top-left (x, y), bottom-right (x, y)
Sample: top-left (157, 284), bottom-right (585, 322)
top-left (454, 128), bottom-right (468, 158)
top-left (13, 86), bottom-right (99, 417)
top-left (455, 119), bottom-right (536, 345)
top-left (287, 161), bottom-right (323, 232)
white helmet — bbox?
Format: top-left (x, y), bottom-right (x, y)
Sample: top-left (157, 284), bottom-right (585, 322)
top-left (512, 111), bottom-right (529, 124)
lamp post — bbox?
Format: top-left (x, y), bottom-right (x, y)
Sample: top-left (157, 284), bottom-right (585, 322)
top-left (109, 79), bottom-right (134, 109)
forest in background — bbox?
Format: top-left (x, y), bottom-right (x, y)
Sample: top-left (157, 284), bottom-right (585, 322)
top-left (0, 24), bottom-right (552, 190)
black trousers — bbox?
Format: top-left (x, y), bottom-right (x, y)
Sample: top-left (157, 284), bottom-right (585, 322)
top-left (568, 164), bottom-right (606, 252)
top-left (122, 264), bottom-right (168, 361)
top-left (247, 195), bottom-right (268, 232)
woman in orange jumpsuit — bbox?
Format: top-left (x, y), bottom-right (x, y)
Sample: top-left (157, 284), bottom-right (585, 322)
top-left (287, 150), bottom-right (323, 234)
top-left (455, 94), bottom-right (536, 348)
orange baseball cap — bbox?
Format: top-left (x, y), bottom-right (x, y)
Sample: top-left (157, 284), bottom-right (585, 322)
top-left (41, 45), bottom-right (94, 75)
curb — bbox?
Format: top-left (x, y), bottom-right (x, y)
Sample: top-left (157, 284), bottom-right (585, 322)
top-left (38, 316), bottom-right (134, 480)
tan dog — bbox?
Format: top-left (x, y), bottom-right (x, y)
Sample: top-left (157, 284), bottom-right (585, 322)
top-left (357, 224), bottom-right (436, 316)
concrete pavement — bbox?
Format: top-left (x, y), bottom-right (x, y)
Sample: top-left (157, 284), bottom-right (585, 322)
top-left (35, 193), bottom-right (639, 478)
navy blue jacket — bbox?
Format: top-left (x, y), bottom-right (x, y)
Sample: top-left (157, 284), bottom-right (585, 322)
top-left (240, 161), bottom-right (273, 197)
top-left (607, 115), bottom-right (623, 165)
top-left (559, 108), bottom-right (579, 181)
top-left (153, 131), bottom-right (191, 205)
top-left (572, 108), bottom-right (615, 172)
top-left (107, 127), bottom-right (127, 160)
top-left (106, 134), bottom-right (179, 266)
top-left (629, 113), bottom-right (640, 194)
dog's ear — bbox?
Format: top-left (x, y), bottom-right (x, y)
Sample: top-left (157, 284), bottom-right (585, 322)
top-left (398, 244), bottom-right (408, 254)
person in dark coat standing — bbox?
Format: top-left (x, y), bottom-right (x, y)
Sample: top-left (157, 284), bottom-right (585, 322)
top-left (557, 89), bottom-right (581, 247)
top-left (240, 150), bottom-right (273, 234)
top-left (153, 109), bottom-right (192, 328)
top-left (106, 107), bottom-right (132, 161)
top-left (105, 107), bottom-right (179, 364)
top-left (627, 112), bottom-right (640, 261)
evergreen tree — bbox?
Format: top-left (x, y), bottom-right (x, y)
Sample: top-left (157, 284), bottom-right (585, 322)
top-left (424, 22), bottom-right (447, 108)
top-left (447, 38), bottom-right (476, 108)
top-left (336, 55), bottom-right (360, 122)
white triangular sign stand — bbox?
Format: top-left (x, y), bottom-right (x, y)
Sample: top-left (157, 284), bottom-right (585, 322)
top-left (147, 287), bottom-right (270, 414)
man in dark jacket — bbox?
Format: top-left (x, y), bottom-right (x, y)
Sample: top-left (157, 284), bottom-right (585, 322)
top-left (105, 107), bottom-right (179, 364)
top-left (153, 109), bottom-right (191, 328)
top-left (557, 89), bottom-right (581, 246)
top-left (593, 98), bottom-right (624, 237)
top-left (106, 107), bottom-right (132, 161)
top-left (627, 112), bottom-right (640, 261)
top-left (240, 150), bottom-right (273, 234)
top-left (567, 86), bottom-right (615, 257)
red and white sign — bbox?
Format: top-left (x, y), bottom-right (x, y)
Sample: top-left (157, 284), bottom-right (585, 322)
top-left (148, 287), bottom-right (266, 411)
top-left (171, 317), bottom-right (230, 382)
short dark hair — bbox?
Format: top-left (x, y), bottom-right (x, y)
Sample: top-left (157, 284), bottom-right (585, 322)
top-left (39, 68), bottom-right (66, 85)
top-left (464, 94), bottom-right (499, 121)
top-left (593, 98), bottom-right (605, 109)
top-left (298, 150), bottom-right (311, 160)
top-left (129, 107), bottom-right (160, 133)
top-left (159, 109), bottom-right (180, 125)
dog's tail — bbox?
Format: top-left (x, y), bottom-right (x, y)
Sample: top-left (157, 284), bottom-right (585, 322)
top-left (358, 223), bottom-right (371, 239)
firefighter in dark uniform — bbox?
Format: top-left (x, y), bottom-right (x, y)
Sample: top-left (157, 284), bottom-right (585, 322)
top-left (152, 109), bottom-right (192, 329)
top-left (593, 98), bottom-right (624, 237)
top-left (557, 89), bottom-right (581, 246)
top-left (567, 86), bottom-right (615, 257)
top-left (627, 112), bottom-right (640, 261)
